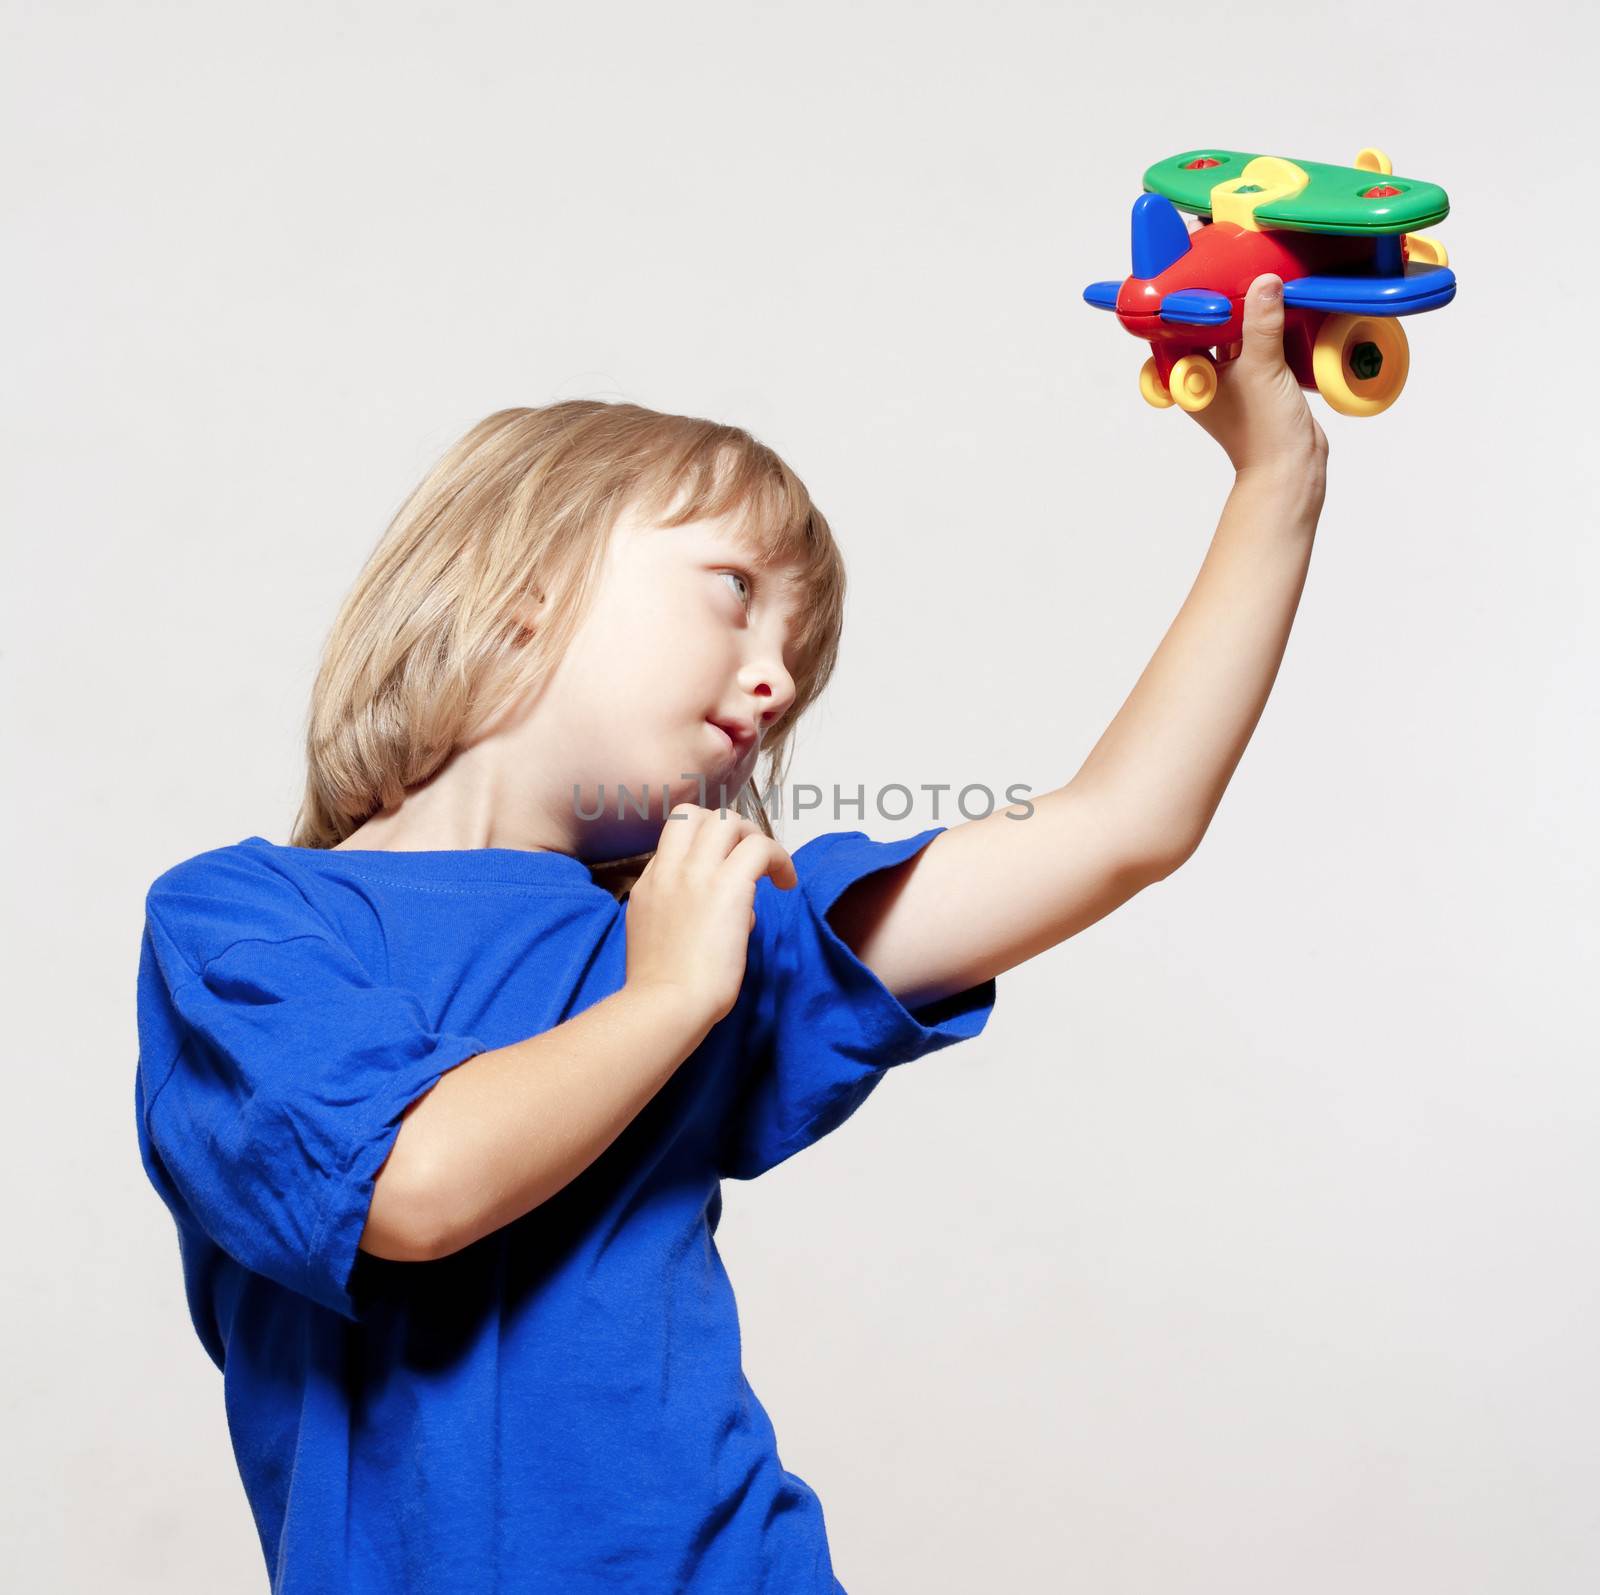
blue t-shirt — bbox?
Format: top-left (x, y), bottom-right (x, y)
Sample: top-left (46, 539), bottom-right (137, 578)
top-left (134, 826), bottom-right (997, 1593)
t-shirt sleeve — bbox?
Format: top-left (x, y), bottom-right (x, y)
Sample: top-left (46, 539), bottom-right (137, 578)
top-left (714, 825), bottom-right (998, 1182)
top-left (136, 850), bottom-right (491, 1323)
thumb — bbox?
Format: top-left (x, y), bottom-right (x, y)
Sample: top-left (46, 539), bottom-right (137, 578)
top-left (1240, 273), bottom-right (1285, 365)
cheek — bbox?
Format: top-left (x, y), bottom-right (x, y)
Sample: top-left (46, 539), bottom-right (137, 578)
top-left (570, 605), bottom-right (667, 685)
top-left (561, 582), bottom-right (727, 726)
top-left (624, 613), bottom-right (726, 699)
top-left (566, 649), bottom-right (702, 760)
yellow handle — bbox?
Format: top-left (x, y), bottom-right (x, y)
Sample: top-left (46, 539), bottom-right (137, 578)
top-left (1404, 231), bottom-right (1449, 267)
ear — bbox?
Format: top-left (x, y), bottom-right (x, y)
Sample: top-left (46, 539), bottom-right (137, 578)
top-left (512, 588), bottom-right (547, 636)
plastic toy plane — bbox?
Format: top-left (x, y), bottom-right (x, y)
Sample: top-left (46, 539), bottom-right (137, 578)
top-left (1083, 147), bottom-right (1456, 416)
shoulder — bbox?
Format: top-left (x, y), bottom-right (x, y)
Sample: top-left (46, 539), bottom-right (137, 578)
top-left (144, 837), bottom-right (336, 978)
top-left (746, 827), bottom-right (948, 987)
top-left (754, 826), bottom-right (947, 920)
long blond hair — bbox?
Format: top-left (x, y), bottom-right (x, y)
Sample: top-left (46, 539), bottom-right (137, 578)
top-left (290, 401), bottom-right (846, 896)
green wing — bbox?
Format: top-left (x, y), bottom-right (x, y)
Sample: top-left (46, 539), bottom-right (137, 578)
top-left (1144, 149), bottom-right (1450, 235)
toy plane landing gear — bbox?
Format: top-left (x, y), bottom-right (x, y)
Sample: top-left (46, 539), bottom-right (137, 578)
top-left (1083, 147), bottom-right (1456, 417)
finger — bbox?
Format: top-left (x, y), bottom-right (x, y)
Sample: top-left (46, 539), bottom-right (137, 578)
top-left (654, 800), bottom-right (707, 865)
top-left (1239, 273), bottom-right (1285, 368)
top-left (686, 804), bottom-right (758, 870)
top-left (729, 831), bottom-right (797, 892)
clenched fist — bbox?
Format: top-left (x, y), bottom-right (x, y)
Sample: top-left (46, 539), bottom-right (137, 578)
top-left (1186, 273), bottom-right (1329, 489)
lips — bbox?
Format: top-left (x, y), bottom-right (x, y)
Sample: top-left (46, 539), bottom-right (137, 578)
top-left (707, 718), bottom-right (755, 756)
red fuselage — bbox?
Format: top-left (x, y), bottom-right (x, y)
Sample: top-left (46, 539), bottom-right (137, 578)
top-left (1116, 220), bottom-right (1373, 385)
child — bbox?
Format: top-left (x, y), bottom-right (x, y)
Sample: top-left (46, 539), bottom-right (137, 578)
top-left (135, 274), bottom-right (1325, 1592)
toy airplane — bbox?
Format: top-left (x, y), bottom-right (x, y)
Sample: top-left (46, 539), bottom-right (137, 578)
top-left (1083, 147), bottom-right (1456, 416)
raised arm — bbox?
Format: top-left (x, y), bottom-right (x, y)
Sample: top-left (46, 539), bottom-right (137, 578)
top-left (829, 274), bottom-right (1329, 1012)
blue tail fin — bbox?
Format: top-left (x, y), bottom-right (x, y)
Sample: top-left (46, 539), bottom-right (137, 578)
top-left (1131, 193), bottom-right (1192, 281)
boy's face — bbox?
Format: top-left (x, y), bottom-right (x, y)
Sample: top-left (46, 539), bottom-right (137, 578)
top-left (525, 499), bottom-right (803, 854)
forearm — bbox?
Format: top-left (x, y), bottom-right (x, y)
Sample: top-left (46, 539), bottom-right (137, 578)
top-left (365, 982), bottom-right (714, 1262)
top-left (1071, 458), bottom-right (1325, 863)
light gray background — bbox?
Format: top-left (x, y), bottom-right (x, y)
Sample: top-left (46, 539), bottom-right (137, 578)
top-left (6, 2), bottom-right (1596, 1590)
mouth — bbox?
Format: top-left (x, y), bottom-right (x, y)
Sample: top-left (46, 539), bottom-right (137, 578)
top-left (705, 719), bottom-right (753, 761)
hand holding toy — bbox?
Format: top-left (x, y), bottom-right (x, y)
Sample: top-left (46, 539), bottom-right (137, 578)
top-left (1182, 272), bottom-right (1329, 475)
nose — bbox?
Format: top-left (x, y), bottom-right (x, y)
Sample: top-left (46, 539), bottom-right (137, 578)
top-left (741, 659), bottom-right (797, 733)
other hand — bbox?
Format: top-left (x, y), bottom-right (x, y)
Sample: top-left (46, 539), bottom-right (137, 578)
top-left (624, 803), bottom-right (797, 1027)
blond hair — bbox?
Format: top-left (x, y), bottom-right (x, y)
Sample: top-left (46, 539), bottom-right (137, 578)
top-left (289, 401), bottom-right (846, 896)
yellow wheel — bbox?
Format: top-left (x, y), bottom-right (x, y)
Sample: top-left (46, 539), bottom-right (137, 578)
top-left (1139, 357), bottom-right (1175, 408)
top-left (1312, 313), bottom-right (1409, 417)
top-left (1168, 353), bottom-right (1218, 412)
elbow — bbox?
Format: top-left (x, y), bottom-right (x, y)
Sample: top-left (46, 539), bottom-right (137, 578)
top-left (361, 1156), bottom-right (457, 1264)
top-left (1131, 826), bottom-right (1204, 884)
top-left (1078, 781), bottom-right (1207, 888)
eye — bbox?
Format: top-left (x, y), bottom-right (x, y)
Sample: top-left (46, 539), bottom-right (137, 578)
top-left (717, 569), bottom-right (753, 610)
